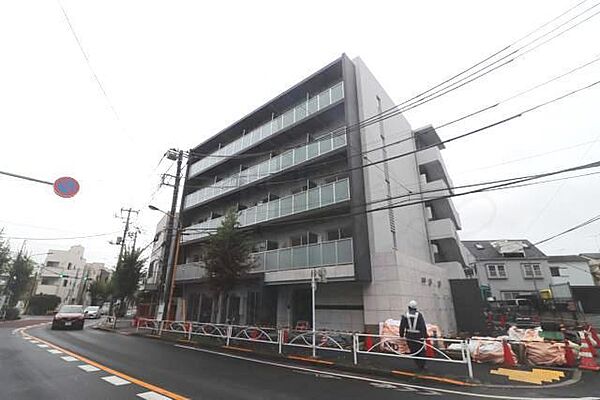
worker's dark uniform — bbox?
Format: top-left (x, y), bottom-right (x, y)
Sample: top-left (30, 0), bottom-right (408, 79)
top-left (399, 310), bottom-right (428, 369)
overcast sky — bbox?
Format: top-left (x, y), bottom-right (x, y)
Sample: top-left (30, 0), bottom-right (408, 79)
top-left (1, 1), bottom-right (599, 267)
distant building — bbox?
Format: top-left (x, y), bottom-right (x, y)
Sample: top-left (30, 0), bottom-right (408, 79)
top-left (547, 255), bottom-right (595, 287)
top-left (462, 240), bottom-right (550, 300)
top-left (579, 253), bottom-right (600, 286)
top-left (36, 245), bottom-right (87, 305)
top-left (175, 55), bottom-right (466, 333)
top-left (80, 262), bottom-right (112, 306)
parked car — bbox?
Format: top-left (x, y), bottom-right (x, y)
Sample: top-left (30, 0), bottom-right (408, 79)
top-left (84, 305), bottom-right (101, 319)
top-left (51, 305), bottom-right (85, 330)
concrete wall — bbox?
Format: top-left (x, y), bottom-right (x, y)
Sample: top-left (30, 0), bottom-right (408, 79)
top-left (37, 245), bottom-right (87, 305)
top-left (549, 260), bottom-right (595, 286)
top-left (353, 57), bottom-right (432, 262)
top-left (474, 259), bottom-right (552, 299)
top-left (362, 250), bottom-right (456, 334)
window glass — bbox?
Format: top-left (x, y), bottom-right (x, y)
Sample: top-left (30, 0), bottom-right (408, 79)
top-left (550, 267), bottom-right (560, 277)
top-left (533, 264), bottom-right (542, 276)
top-left (487, 265), bottom-right (497, 277)
top-left (523, 264), bottom-right (533, 277)
top-left (497, 265), bottom-right (506, 277)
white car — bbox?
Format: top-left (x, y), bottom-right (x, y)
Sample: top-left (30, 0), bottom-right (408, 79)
top-left (84, 306), bottom-right (101, 319)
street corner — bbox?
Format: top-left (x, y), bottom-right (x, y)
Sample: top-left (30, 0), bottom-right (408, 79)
top-left (488, 366), bottom-right (575, 386)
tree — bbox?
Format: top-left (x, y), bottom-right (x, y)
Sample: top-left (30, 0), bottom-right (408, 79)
top-left (202, 209), bottom-right (254, 323)
top-left (0, 230), bottom-right (10, 275)
top-left (88, 279), bottom-right (112, 306)
top-left (7, 249), bottom-right (34, 307)
top-left (111, 247), bottom-right (145, 315)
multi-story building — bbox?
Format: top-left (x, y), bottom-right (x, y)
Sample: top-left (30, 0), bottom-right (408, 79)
top-left (580, 253), bottom-right (600, 286)
top-left (175, 55), bottom-right (466, 333)
top-left (36, 245), bottom-right (87, 305)
top-left (79, 262), bottom-right (111, 306)
top-left (462, 240), bottom-right (551, 300)
top-left (547, 255), bottom-right (595, 287)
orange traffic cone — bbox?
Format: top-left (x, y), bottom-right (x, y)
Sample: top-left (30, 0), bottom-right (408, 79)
top-left (563, 339), bottom-right (577, 367)
top-left (578, 334), bottom-right (600, 371)
top-left (584, 332), bottom-right (598, 357)
top-left (364, 335), bottom-right (374, 351)
top-left (588, 325), bottom-right (600, 348)
top-left (425, 337), bottom-right (436, 358)
top-left (502, 339), bottom-right (517, 367)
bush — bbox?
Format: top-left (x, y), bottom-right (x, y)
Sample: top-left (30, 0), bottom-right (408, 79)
top-left (27, 294), bottom-right (61, 315)
top-left (4, 307), bottom-right (20, 320)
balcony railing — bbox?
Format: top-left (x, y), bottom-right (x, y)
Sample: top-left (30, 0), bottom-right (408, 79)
top-left (184, 130), bottom-right (347, 210)
top-left (189, 81), bottom-right (345, 178)
top-left (252, 238), bottom-right (353, 272)
top-left (175, 262), bottom-right (206, 281)
top-left (182, 178), bottom-right (350, 243)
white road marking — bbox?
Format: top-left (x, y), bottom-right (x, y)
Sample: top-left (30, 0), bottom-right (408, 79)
top-left (137, 391), bottom-right (173, 400)
top-left (37, 344), bottom-right (49, 348)
top-left (78, 364), bottom-right (101, 372)
top-left (102, 375), bottom-right (131, 386)
top-left (174, 344), bottom-right (599, 400)
top-left (61, 356), bottom-right (78, 362)
top-left (29, 340), bottom-right (40, 344)
top-left (47, 349), bottom-right (63, 354)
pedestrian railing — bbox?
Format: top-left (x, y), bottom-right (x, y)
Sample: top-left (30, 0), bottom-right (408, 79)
top-left (134, 319), bottom-right (473, 379)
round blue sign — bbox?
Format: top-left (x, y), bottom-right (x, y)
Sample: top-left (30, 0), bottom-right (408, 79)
top-left (53, 176), bottom-right (80, 198)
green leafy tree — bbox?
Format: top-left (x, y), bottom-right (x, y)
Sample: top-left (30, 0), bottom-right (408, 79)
top-left (7, 249), bottom-right (34, 307)
top-left (202, 209), bottom-right (254, 323)
top-left (0, 230), bottom-right (10, 275)
top-left (111, 247), bottom-right (145, 315)
top-left (88, 279), bottom-right (112, 306)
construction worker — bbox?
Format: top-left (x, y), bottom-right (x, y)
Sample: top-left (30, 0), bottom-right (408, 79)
top-left (399, 300), bottom-right (428, 370)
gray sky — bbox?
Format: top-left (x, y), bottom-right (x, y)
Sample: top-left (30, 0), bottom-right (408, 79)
top-left (1, 1), bottom-right (599, 266)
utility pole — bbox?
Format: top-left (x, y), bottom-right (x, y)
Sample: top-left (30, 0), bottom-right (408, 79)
top-left (157, 149), bottom-right (184, 321)
top-left (110, 208), bottom-right (138, 315)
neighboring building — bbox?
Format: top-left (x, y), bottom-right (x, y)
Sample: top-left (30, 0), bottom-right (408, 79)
top-left (80, 262), bottom-right (111, 306)
top-left (547, 255), bottom-right (595, 287)
top-left (580, 253), bottom-right (600, 286)
top-left (35, 245), bottom-right (87, 305)
top-left (176, 55), bottom-right (466, 333)
top-left (462, 240), bottom-right (551, 300)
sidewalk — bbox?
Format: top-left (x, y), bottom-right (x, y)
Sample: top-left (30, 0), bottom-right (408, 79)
top-left (94, 320), bottom-right (583, 388)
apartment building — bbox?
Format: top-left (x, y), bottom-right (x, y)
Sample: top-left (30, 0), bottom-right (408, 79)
top-left (547, 255), bottom-right (595, 287)
top-left (36, 245), bottom-right (87, 305)
top-left (462, 240), bottom-right (551, 300)
top-left (175, 55), bottom-right (466, 333)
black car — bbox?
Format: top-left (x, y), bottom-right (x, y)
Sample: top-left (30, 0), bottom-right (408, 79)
top-left (51, 305), bottom-right (85, 330)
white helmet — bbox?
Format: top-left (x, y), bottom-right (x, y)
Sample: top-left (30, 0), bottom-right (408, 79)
top-left (408, 300), bottom-right (418, 309)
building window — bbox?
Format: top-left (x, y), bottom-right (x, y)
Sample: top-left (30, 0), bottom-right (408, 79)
top-left (550, 267), bottom-right (561, 277)
top-left (522, 263), bottom-right (543, 279)
top-left (63, 279), bottom-right (68, 287)
top-left (486, 264), bottom-right (507, 279)
top-left (67, 262), bottom-right (72, 270)
top-left (502, 291), bottom-right (522, 300)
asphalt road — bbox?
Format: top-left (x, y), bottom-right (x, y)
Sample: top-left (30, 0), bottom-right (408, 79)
top-left (1, 318), bottom-right (600, 400)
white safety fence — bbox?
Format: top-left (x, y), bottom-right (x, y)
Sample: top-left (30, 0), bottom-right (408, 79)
top-left (135, 318), bottom-right (473, 379)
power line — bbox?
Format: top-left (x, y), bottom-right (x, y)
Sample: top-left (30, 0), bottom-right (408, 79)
top-left (534, 213), bottom-right (600, 246)
top-left (1, 231), bottom-right (119, 241)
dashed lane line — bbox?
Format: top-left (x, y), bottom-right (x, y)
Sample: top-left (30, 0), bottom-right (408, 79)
top-left (61, 356), bottom-right (78, 362)
top-left (21, 330), bottom-right (189, 400)
top-left (102, 375), bottom-right (131, 386)
top-left (78, 364), bottom-right (101, 372)
top-left (47, 349), bottom-right (63, 354)
top-left (137, 391), bottom-right (174, 400)
top-left (37, 344), bottom-right (49, 348)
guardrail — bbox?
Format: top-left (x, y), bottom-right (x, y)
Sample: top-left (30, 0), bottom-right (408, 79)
top-left (135, 319), bottom-right (473, 379)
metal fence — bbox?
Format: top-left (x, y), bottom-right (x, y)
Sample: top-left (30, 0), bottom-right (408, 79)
top-left (135, 318), bottom-right (473, 379)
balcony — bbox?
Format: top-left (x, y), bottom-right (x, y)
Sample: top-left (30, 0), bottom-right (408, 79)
top-left (428, 219), bottom-right (466, 265)
top-left (175, 262), bottom-right (206, 282)
top-left (184, 131), bottom-right (347, 210)
top-left (188, 82), bottom-right (345, 178)
top-left (182, 178), bottom-right (350, 244)
top-left (422, 179), bottom-right (462, 230)
top-left (417, 146), bottom-right (454, 188)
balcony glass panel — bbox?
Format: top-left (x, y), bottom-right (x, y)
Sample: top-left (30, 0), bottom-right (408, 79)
top-left (335, 179), bottom-right (350, 202)
top-left (318, 91), bottom-right (331, 109)
top-left (292, 247), bottom-right (307, 268)
top-left (333, 132), bottom-right (346, 148)
top-left (319, 138), bottom-right (332, 153)
top-left (293, 192), bottom-right (306, 213)
top-left (281, 150), bottom-right (293, 169)
top-left (307, 187), bottom-right (320, 210)
top-left (242, 134), bottom-right (252, 148)
top-left (282, 109), bottom-right (294, 128)
top-left (337, 239), bottom-right (353, 264)
top-left (294, 146), bottom-right (306, 164)
top-left (268, 201), bottom-right (279, 220)
top-left (308, 244), bottom-right (322, 267)
top-left (307, 97), bottom-right (318, 114)
top-left (256, 203), bottom-right (267, 222)
top-left (307, 141), bottom-right (318, 159)
top-left (295, 103), bottom-right (307, 120)
top-left (253, 253), bottom-right (265, 271)
top-left (261, 123), bottom-right (271, 139)
top-left (279, 248), bottom-right (292, 270)
top-left (251, 129), bottom-right (261, 143)
top-left (279, 196), bottom-right (293, 216)
top-left (245, 207), bottom-right (256, 225)
top-left (272, 116), bottom-right (282, 133)
top-left (321, 183), bottom-right (334, 206)
top-left (258, 161), bottom-right (269, 178)
top-left (322, 242), bottom-right (336, 265)
top-left (331, 82), bottom-right (344, 103)
top-left (265, 252), bottom-right (278, 271)
top-left (269, 157), bottom-right (280, 173)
